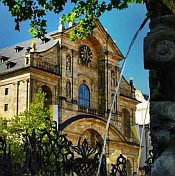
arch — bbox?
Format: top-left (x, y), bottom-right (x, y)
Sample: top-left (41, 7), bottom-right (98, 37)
top-left (80, 36), bottom-right (105, 63)
top-left (59, 114), bottom-right (127, 143)
top-left (81, 128), bottom-right (103, 146)
top-left (121, 108), bottom-right (131, 137)
top-left (41, 85), bottom-right (52, 108)
top-left (78, 75), bottom-right (93, 91)
top-left (78, 83), bottom-right (90, 107)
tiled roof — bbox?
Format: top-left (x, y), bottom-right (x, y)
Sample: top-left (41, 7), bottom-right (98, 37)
top-left (0, 30), bottom-right (58, 74)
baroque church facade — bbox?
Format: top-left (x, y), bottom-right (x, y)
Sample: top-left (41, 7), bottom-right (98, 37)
top-left (0, 19), bottom-right (140, 174)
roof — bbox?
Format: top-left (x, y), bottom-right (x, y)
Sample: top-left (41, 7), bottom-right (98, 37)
top-left (0, 31), bottom-right (58, 75)
top-left (0, 19), bottom-right (124, 75)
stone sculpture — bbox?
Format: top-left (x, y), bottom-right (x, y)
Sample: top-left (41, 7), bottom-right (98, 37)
top-left (144, 0), bottom-right (175, 175)
top-left (150, 102), bottom-right (175, 175)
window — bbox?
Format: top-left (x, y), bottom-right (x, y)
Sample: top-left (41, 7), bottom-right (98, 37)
top-left (6, 61), bottom-right (16, 69)
top-left (122, 109), bottom-right (131, 137)
top-left (4, 104), bottom-right (8, 111)
top-left (41, 86), bottom-right (52, 108)
top-left (5, 88), bottom-right (8, 95)
top-left (125, 117), bottom-right (131, 137)
top-left (78, 84), bottom-right (90, 107)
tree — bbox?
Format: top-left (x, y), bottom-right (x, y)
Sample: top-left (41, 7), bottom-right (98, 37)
top-left (0, 0), bottom-right (143, 39)
top-left (0, 88), bottom-right (53, 163)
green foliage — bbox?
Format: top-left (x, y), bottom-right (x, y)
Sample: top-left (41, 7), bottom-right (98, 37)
top-left (1, 0), bottom-right (68, 38)
top-left (0, 88), bottom-right (52, 162)
top-left (0, 0), bottom-right (143, 39)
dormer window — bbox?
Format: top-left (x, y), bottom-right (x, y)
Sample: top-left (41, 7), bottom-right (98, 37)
top-left (26, 47), bottom-right (31, 52)
top-left (0, 56), bottom-right (9, 63)
top-left (6, 61), bottom-right (16, 69)
top-left (41, 37), bottom-right (50, 44)
top-left (15, 46), bottom-right (23, 53)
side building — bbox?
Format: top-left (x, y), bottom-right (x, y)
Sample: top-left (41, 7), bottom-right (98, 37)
top-left (135, 90), bottom-right (151, 175)
top-left (0, 19), bottom-right (140, 175)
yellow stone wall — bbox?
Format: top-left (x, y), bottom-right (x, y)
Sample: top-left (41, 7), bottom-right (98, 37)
top-left (0, 21), bottom-right (140, 174)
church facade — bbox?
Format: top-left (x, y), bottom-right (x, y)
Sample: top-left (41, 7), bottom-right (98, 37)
top-left (0, 19), bottom-right (140, 174)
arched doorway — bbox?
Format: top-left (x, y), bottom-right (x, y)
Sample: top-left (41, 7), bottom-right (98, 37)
top-left (41, 85), bottom-right (52, 108)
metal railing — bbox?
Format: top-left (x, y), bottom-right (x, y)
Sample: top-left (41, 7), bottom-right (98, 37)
top-left (0, 121), bottom-right (151, 176)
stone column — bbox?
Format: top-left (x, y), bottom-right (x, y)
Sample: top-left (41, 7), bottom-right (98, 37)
top-left (144, 7), bottom-right (175, 176)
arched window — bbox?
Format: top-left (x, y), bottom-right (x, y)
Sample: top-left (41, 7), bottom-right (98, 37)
top-left (78, 84), bottom-right (90, 107)
top-left (122, 109), bottom-right (131, 137)
top-left (41, 85), bottom-right (52, 108)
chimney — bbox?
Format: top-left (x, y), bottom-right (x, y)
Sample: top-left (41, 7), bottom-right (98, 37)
top-left (58, 18), bottom-right (65, 32)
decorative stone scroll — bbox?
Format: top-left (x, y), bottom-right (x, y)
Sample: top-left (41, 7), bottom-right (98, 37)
top-left (144, 15), bottom-right (175, 70)
top-left (144, 8), bottom-right (175, 176)
top-left (144, 15), bottom-right (175, 102)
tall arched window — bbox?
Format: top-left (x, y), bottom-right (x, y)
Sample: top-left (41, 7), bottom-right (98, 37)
top-left (41, 85), bottom-right (52, 108)
top-left (78, 84), bottom-right (90, 107)
top-left (122, 109), bottom-right (131, 137)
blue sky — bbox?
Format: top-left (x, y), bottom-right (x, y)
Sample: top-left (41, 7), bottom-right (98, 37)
top-left (0, 2), bottom-right (150, 94)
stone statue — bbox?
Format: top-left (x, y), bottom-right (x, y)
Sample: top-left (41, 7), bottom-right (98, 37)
top-left (111, 72), bottom-right (115, 86)
top-left (145, 0), bottom-right (175, 19)
top-left (144, 15), bottom-right (175, 101)
top-left (144, 0), bottom-right (175, 175)
top-left (66, 82), bottom-right (71, 98)
top-left (150, 101), bottom-right (175, 176)
top-left (31, 40), bottom-right (36, 52)
top-left (66, 55), bottom-right (71, 71)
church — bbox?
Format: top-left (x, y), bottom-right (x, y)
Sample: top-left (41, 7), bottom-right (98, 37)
top-left (0, 19), bottom-right (140, 174)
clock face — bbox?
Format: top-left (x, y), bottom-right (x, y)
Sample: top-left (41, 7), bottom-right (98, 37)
top-left (80, 45), bottom-right (92, 63)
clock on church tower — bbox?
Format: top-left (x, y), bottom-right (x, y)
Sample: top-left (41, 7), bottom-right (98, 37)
top-left (80, 45), bottom-right (92, 63)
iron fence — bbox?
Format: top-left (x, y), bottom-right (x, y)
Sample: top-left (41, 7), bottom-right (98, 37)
top-left (0, 122), bottom-right (151, 176)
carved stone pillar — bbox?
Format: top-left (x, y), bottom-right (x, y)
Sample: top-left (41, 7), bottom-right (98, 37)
top-left (144, 15), bottom-right (175, 176)
top-left (144, 15), bottom-right (175, 101)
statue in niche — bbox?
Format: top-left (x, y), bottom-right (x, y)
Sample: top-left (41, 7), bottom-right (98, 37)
top-left (150, 101), bottom-right (175, 176)
top-left (111, 72), bottom-right (115, 87)
top-left (66, 55), bottom-right (71, 71)
top-left (66, 82), bottom-right (71, 98)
